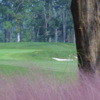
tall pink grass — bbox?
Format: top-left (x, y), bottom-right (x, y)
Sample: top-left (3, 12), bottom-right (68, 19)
top-left (0, 69), bottom-right (100, 100)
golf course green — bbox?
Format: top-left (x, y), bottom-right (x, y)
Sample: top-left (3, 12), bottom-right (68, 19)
top-left (0, 42), bottom-right (78, 78)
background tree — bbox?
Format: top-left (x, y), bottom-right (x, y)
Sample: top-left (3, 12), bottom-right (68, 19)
top-left (0, 0), bottom-right (75, 43)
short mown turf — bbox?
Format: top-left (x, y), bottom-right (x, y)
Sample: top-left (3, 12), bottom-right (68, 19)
top-left (0, 42), bottom-right (78, 78)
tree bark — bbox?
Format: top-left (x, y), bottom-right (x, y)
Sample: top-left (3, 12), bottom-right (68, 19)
top-left (32, 26), bottom-right (35, 42)
top-left (54, 31), bottom-right (58, 43)
top-left (17, 33), bottom-right (20, 42)
top-left (52, 0), bottom-right (58, 43)
top-left (71, 0), bottom-right (100, 73)
top-left (63, 7), bottom-right (68, 43)
top-left (43, 1), bottom-right (48, 36)
top-left (73, 32), bottom-right (76, 43)
top-left (49, 37), bottom-right (52, 42)
top-left (63, 7), bottom-right (66, 43)
top-left (20, 32), bottom-right (22, 42)
top-left (4, 29), bottom-right (7, 42)
top-left (9, 29), bottom-right (12, 42)
top-left (35, 28), bottom-right (39, 42)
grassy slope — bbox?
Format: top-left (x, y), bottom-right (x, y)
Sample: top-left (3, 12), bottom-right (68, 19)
top-left (0, 42), bottom-right (78, 78)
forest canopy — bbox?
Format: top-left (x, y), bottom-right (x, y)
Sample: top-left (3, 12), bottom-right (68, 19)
top-left (0, 0), bottom-right (74, 43)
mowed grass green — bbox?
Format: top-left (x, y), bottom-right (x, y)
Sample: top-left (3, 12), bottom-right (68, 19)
top-left (0, 42), bottom-right (78, 78)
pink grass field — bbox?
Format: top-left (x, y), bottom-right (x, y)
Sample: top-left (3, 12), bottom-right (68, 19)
top-left (0, 70), bottom-right (100, 100)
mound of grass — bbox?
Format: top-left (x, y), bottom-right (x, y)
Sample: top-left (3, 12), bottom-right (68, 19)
top-left (0, 42), bottom-right (77, 61)
top-left (0, 42), bottom-right (78, 77)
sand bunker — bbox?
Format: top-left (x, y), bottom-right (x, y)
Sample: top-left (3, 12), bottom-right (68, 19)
top-left (52, 57), bottom-right (74, 61)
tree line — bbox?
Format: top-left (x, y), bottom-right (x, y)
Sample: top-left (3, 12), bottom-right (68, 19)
top-left (0, 0), bottom-right (75, 43)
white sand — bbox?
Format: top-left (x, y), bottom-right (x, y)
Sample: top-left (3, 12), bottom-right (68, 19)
top-left (52, 57), bottom-right (74, 61)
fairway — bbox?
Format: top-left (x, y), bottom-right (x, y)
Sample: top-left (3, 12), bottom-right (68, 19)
top-left (0, 42), bottom-right (78, 78)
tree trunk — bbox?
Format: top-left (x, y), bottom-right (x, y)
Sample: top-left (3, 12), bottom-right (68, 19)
top-left (54, 30), bottom-right (58, 43)
top-left (32, 26), bottom-right (35, 42)
top-left (20, 32), bottom-right (22, 42)
top-left (35, 28), bottom-right (39, 42)
top-left (73, 32), bottom-right (76, 43)
top-left (52, 0), bottom-right (58, 43)
top-left (63, 7), bottom-right (66, 43)
top-left (9, 29), bottom-right (12, 42)
top-left (49, 37), bottom-right (52, 42)
top-left (63, 7), bottom-right (68, 43)
top-left (17, 33), bottom-right (20, 42)
top-left (71, 0), bottom-right (100, 73)
top-left (43, 1), bottom-right (48, 36)
top-left (4, 29), bottom-right (7, 42)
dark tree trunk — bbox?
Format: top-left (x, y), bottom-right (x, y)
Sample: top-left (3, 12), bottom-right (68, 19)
top-left (63, 7), bottom-right (66, 43)
top-left (35, 28), bottom-right (39, 42)
top-left (43, 1), bottom-right (48, 36)
top-left (31, 27), bottom-right (35, 42)
top-left (52, 0), bottom-right (58, 43)
top-left (63, 7), bottom-right (68, 43)
top-left (71, 0), bottom-right (100, 73)
top-left (9, 29), bottom-right (12, 42)
top-left (4, 29), bottom-right (7, 42)
top-left (20, 32), bottom-right (22, 42)
top-left (54, 26), bottom-right (58, 43)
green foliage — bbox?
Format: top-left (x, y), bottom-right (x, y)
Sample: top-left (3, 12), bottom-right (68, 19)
top-left (0, 0), bottom-right (74, 43)
top-left (4, 21), bottom-right (12, 30)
